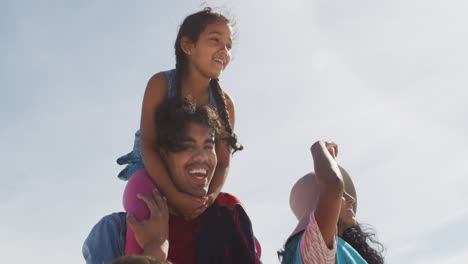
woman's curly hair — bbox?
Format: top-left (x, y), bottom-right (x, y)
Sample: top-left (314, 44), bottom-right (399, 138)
top-left (156, 97), bottom-right (223, 153)
top-left (342, 222), bottom-right (385, 264)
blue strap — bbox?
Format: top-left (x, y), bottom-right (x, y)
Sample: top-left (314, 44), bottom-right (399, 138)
top-left (165, 69), bottom-right (176, 98)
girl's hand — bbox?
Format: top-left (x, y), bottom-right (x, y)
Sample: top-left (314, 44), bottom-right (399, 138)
top-left (173, 193), bottom-right (208, 220)
top-left (311, 140), bottom-right (338, 160)
top-left (323, 140), bottom-right (338, 159)
top-left (188, 193), bottom-right (218, 220)
top-left (127, 189), bottom-right (169, 260)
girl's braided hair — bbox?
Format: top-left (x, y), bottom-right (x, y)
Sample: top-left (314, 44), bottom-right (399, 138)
top-left (173, 7), bottom-right (243, 153)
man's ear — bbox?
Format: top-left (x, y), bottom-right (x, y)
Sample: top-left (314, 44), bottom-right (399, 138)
top-left (180, 36), bottom-right (195, 55)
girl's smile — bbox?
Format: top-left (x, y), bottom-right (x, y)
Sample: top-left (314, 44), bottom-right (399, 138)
top-left (187, 20), bottom-right (233, 79)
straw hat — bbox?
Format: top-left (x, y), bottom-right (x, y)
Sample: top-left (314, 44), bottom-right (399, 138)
top-left (289, 165), bottom-right (357, 222)
top-left (340, 166), bottom-right (357, 214)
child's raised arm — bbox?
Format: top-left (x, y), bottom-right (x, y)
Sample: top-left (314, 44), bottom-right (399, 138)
top-left (292, 141), bottom-right (343, 263)
top-left (139, 73), bottom-right (205, 219)
top-left (310, 141), bottom-right (344, 248)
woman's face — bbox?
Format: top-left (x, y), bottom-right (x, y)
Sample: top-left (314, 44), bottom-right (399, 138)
top-left (338, 191), bottom-right (357, 231)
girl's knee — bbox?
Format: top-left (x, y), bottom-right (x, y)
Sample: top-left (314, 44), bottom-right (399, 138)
top-left (123, 169), bottom-right (158, 220)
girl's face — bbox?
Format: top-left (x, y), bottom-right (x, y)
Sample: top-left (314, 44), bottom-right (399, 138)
top-left (188, 20), bottom-right (232, 79)
top-left (338, 192), bottom-right (357, 231)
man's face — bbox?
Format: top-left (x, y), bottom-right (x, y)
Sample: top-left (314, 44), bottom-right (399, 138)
top-left (163, 122), bottom-right (217, 198)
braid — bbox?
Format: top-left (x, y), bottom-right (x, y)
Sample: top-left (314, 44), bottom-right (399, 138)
top-left (210, 78), bottom-right (243, 153)
top-left (174, 43), bottom-right (185, 99)
top-left (173, 7), bottom-right (241, 154)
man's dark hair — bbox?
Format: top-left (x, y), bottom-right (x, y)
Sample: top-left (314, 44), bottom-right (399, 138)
top-left (156, 97), bottom-right (222, 152)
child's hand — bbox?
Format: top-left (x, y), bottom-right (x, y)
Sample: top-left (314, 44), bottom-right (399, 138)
top-left (324, 141), bottom-right (338, 159)
top-left (127, 189), bottom-right (169, 260)
top-left (189, 193), bottom-right (218, 220)
top-left (311, 140), bottom-right (338, 160)
top-left (173, 193), bottom-right (209, 220)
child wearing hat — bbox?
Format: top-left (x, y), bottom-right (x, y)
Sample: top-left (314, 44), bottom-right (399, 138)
top-left (279, 140), bottom-right (384, 264)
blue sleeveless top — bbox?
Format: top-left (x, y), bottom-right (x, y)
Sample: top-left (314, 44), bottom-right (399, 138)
top-left (116, 69), bottom-right (216, 180)
top-left (281, 233), bottom-right (367, 264)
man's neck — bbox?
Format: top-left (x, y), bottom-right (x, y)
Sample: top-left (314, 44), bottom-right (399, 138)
top-left (168, 207), bottom-right (201, 221)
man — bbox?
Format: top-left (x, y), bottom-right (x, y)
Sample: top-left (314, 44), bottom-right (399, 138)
top-left (83, 98), bottom-right (261, 264)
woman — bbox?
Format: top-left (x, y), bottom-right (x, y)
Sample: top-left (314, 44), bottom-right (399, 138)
top-left (280, 141), bottom-right (384, 264)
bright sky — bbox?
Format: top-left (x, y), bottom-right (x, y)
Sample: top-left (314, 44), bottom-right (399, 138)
top-left (2, 0), bottom-right (468, 263)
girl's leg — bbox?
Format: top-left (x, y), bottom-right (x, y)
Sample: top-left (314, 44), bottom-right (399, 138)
top-left (123, 168), bottom-right (158, 255)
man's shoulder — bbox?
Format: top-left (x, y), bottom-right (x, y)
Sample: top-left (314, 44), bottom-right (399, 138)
top-left (82, 212), bottom-right (126, 263)
top-left (91, 212), bottom-right (127, 234)
top-left (215, 192), bottom-right (245, 210)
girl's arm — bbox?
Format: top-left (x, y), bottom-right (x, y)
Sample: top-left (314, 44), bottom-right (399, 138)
top-left (296, 141), bottom-right (343, 263)
top-left (204, 92), bottom-right (235, 210)
top-left (140, 73), bottom-right (205, 219)
top-left (310, 141), bottom-right (344, 248)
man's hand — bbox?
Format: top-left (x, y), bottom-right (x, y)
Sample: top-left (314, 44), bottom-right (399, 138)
top-left (127, 189), bottom-right (169, 260)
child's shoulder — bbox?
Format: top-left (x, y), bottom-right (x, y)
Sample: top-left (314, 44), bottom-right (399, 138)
top-left (149, 70), bottom-right (171, 85)
top-left (145, 70), bottom-right (173, 96)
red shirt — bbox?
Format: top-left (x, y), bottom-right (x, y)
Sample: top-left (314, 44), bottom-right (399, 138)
top-left (167, 214), bottom-right (200, 264)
